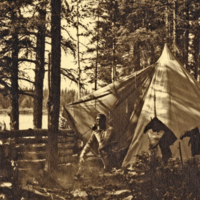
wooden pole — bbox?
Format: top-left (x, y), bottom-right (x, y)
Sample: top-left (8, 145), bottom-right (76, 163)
top-left (179, 142), bottom-right (183, 168)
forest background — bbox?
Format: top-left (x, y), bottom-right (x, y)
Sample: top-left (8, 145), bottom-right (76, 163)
top-left (0, 0), bottom-right (200, 128)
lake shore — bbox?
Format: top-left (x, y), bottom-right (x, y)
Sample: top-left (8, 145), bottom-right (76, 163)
top-left (0, 108), bottom-right (48, 115)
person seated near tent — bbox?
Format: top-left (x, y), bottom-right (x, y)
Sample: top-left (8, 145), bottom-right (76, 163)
top-left (79, 113), bottom-right (116, 172)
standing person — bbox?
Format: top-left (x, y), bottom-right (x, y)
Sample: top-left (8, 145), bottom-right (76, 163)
top-left (78, 113), bottom-right (116, 173)
top-left (147, 129), bottom-right (172, 164)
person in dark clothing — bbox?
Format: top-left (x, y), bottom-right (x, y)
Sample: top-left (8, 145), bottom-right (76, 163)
top-left (147, 128), bottom-right (172, 164)
top-left (180, 127), bottom-right (200, 157)
top-left (79, 113), bottom-right (116, 172)
top-left (144, 118), bottom-right (177, 164)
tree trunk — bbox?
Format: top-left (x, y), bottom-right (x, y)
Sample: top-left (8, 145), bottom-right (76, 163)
top-left (10, 7), bottom-right (20, 200)
top-left (95, 3), bottom-right (100, 91)
top-left (133, 41), bottom-right (140, 71)
top-left (46, 0), bottom-right (61, 172)
top-left (173, 0), bottom-right (177, 56)
top-left (10, 11), bottom-right (19, 131)
top-left (165, 0), bottom-right (169, 43)
top-left (77, 0), bottom-right (81, 98)
top-left (150, 44), bottom-right (155, 65)
top-left (194, 33), bottom-right (199, 80)
top-left (112, 35), bottom-right (116, 82)
top-left (184, 0), bottom-right (189, 70)
top-left (33, 4), bottom-right (46, 129)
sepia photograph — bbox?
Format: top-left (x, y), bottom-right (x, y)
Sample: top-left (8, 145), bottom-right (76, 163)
top-left (0, 0), bottom-right (200, 199)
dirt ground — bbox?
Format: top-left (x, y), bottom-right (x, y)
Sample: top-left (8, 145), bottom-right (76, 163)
top-left (0, 156), bottom-right (134, 199)
top-left (2, 154), bottom-right (200, 199)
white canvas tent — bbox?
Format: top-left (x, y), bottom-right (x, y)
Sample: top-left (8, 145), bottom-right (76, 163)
top-left (63, 44), bottom-right (200, 168)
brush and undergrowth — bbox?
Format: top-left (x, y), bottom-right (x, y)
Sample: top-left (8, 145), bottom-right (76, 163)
top-left (66, 152), bottom-right (200, 199)
top-left (1, 152), bottom-right (200, 199)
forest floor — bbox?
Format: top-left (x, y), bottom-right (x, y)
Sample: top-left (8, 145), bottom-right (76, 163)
top-left (1, 153), bottom-right (200, 199)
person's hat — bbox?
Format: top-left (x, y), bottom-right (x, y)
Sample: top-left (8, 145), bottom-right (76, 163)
top-left (96, 113), bottom-right (106, 120)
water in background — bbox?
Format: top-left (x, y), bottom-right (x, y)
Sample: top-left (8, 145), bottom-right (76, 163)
top-left (0, 113), bottom-right (48, 130)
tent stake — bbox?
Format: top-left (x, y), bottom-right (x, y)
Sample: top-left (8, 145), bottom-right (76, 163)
top-left (179, 141), bottom-right (183, 168)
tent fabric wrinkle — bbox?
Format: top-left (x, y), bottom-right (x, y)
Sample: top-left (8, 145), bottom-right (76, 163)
top-left (63, 43), bottom-right (200, 168)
